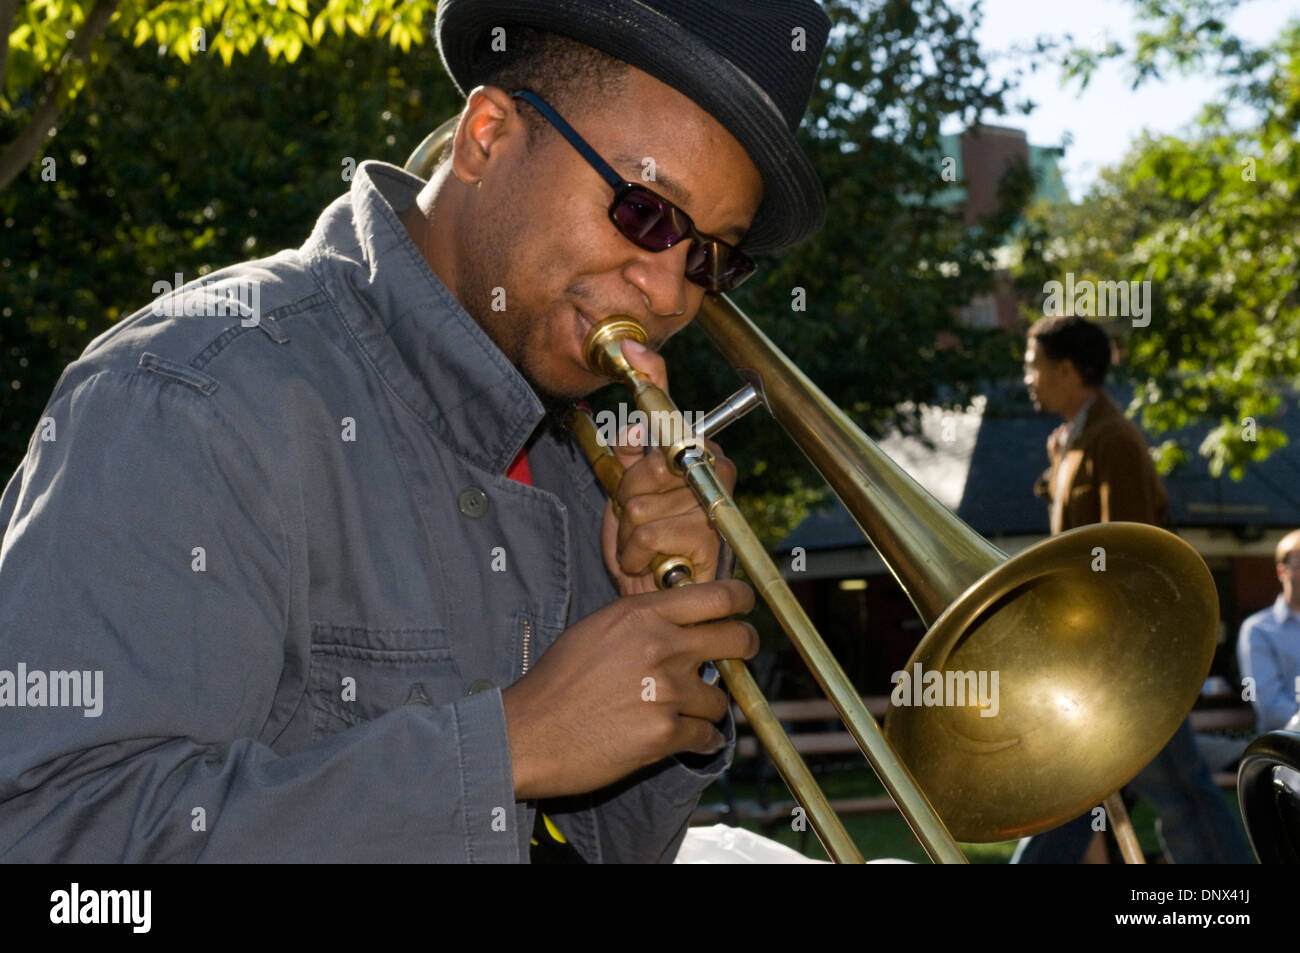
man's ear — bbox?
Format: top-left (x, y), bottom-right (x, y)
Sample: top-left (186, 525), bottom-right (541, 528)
top-left (1061, 358), bottom-right (1085, 388)
top-left (450, 86), bottom-right (521, 188)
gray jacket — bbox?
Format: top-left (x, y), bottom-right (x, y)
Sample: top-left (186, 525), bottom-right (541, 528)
top-left (0, 160), bottom-right (733, 862)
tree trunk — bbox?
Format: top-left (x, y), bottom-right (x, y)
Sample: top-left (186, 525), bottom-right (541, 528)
top-left (0, 0), bottom-right (120, 193)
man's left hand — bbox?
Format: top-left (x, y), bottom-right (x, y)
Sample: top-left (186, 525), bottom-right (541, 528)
top-left (600, 338), bottom-right (737, 595)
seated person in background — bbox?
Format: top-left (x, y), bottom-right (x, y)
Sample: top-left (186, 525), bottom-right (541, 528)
top-left (1238, 529), bottom-right (1300, 734)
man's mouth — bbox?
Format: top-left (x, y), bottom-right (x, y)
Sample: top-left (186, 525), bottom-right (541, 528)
top-left (572, 307), bottom-right (662, 375)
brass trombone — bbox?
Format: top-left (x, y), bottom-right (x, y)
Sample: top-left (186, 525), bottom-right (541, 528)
top-left (404, 122), bottom-right (1220, 864)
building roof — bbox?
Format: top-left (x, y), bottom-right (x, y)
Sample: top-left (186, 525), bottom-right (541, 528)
top-left (780, 388), bottom-right (1300, 552)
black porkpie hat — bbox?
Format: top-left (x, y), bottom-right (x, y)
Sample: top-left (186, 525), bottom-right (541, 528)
top-left (435, 0), bottom-right (831, 258)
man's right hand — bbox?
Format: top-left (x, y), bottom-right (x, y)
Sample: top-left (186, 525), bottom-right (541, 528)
top-left (1047, 422), bottom-right (1070, 458)
top-left (500, 578), bottom-right (757, 800)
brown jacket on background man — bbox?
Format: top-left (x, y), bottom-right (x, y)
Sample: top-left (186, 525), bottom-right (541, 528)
top-left (1017, 315), bottom-right (1253, 864)
top-left (1033, 391), bottom-right (1168, 534)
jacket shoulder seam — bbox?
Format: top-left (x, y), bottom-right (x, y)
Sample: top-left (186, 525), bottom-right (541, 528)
top-left (139, 352), bottom-right (220, 395)
top-left (82, 364), bottom-right (297, 650)
top-left (187, 290), bottom-right (328, 372)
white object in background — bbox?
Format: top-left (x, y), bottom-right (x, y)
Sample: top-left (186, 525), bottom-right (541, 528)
top-left (674, 824), bottom-right (913, 864)
top-left (674, 825), bottom-right (824, 864)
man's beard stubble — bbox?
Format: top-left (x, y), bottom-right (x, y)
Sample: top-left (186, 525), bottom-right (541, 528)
top-left (520, 367), bottom-right (580, 444)
top-left (456, 263), bottom-right (579, 445)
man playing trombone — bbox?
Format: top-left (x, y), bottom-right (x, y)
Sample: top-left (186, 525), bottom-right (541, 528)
top-left (0, 1), bottom-right (832, 862)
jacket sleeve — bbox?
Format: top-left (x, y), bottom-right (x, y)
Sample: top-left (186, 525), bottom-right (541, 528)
top-left (582, 710), bottom-right (736, 863)
top-left (1034, 427), bottom-right (1066, 503)
top-left (548, 456), bottom-right (736, 863)
top-left (1093, 432), bottom-right (1163, 525)
top-left (0, 367), bottom-right (518, 862)
top-left (1237, 617), bottom-right (1299, 733)
top-left (1032, 466), bottom-right (1053, 502)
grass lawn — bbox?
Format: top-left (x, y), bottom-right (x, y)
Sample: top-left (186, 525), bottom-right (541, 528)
top-left (699, 764), bottom-right (1243, 863)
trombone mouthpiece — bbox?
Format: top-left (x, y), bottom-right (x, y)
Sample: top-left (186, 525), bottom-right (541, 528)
top-left (583, 316), bottom-right (648, 381)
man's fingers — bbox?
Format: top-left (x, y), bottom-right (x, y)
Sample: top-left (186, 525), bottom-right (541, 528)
top-left (621, 337), bottom-right (668, 393)
top-left (684, 683), bottom-right (732, 725)
top-left (633, 578), bottom-right (755, 627)
top-left (617, 507), bottom-right (718, 577)
top-left (676, 717), bottom-right (728, 756)
top-left (615, 450), bottom-right (674, 505)
top-left (616, 483), bottom-right (704, 535)
top-left (610, 423), bottom-right (648, 469)
top-left (613, 437), bottom-right (733, 506)
top-left (702, 438), bottom-right (737, 492)
top-left (674, 618), bottom-right (760, 666)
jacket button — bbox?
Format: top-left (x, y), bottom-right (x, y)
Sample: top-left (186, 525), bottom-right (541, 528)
top-left (458, 487), bottom-right (489, 518)
top-left (404, 682), bottom-right (432, 706)
top-left (467, 678), bottom-right (495, 695)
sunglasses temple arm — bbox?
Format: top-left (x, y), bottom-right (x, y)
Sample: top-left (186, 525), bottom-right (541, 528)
top-left (510, 89), bottom-right (626, 190)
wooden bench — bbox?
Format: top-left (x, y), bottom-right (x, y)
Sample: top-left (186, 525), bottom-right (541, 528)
top-left (692, 695), bottom-right (1258, 827)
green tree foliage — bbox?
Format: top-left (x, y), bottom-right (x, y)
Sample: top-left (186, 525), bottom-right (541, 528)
top-left (1014, 7), bottom-right (1300, 479)
top-left (0, 23), bottom-right (460, 469)
top-left (662, 0), bottom-right (1033, 542)
top-left (1, 0), bottom-right (437, 191)
top-left (2, 0), bottom-right (1033, 546)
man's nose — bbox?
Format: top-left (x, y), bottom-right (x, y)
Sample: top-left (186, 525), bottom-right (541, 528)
top-left (623, 241), bottom-right (695, 319)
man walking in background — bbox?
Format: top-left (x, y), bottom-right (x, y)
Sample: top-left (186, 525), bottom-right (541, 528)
top-left (1015, 314), bottom-right (1253, 863)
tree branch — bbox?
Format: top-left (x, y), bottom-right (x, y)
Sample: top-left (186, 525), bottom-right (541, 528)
top-left (0, 0), bottom-right (120, 193)
top-left (0, 0), bottom-right (20, 95)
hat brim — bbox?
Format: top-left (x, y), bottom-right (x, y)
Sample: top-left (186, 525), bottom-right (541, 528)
top-left (435, 0), bottom-right (826, 257)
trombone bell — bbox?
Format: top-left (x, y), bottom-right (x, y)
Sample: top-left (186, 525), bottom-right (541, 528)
top-left (884, 522), bottom-right (1217, 840)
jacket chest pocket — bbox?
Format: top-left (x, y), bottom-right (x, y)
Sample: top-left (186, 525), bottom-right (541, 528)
top-left (1067, 479), bottom-right (1096, 499)
top-left (1064, 479), bottom-right (1101, 526)
top-left (308, 626), bottom-right (463, 742)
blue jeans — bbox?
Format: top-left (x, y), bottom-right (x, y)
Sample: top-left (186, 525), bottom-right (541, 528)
top-left (1013, 718), bottom-right (1255, 863)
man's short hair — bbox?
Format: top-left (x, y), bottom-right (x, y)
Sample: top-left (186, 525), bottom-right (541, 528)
top-left (1276, 529), bottom-right (1300, 564)
top-left (470, 27), bottom-right (632, 147)
top-left (1027, 315), bottom-right (1112, 388)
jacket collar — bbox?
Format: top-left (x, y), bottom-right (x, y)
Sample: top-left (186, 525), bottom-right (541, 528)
top-left (304, 160), bottom-right (546, 476)
top-left (1074, 390), bottom-right (1121, 440)
top-left (1062, 393), bottom-right (1098, 447)
top-left (1274, 595), bottom-right (1300, 626)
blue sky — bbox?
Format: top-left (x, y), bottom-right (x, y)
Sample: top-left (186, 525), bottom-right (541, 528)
top-left (952, 0), bottom-right (1300, 199)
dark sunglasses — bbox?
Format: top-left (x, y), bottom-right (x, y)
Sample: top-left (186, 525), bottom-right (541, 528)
top-left (509, 89), bottom-right (756, 293)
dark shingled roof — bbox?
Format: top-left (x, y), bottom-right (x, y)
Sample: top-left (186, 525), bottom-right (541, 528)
top-left (781, 389), bottom-right (1300, 552)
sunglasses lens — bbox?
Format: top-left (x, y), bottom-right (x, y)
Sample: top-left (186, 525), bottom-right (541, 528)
top-left (612, 190), bottom-right (684, 250)
top-left (612, 187), bottom-right (755, 292)
top-left (684, 241), bottom-right (711, 274)
top-left (684, 241), bottom-right (756, 293)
